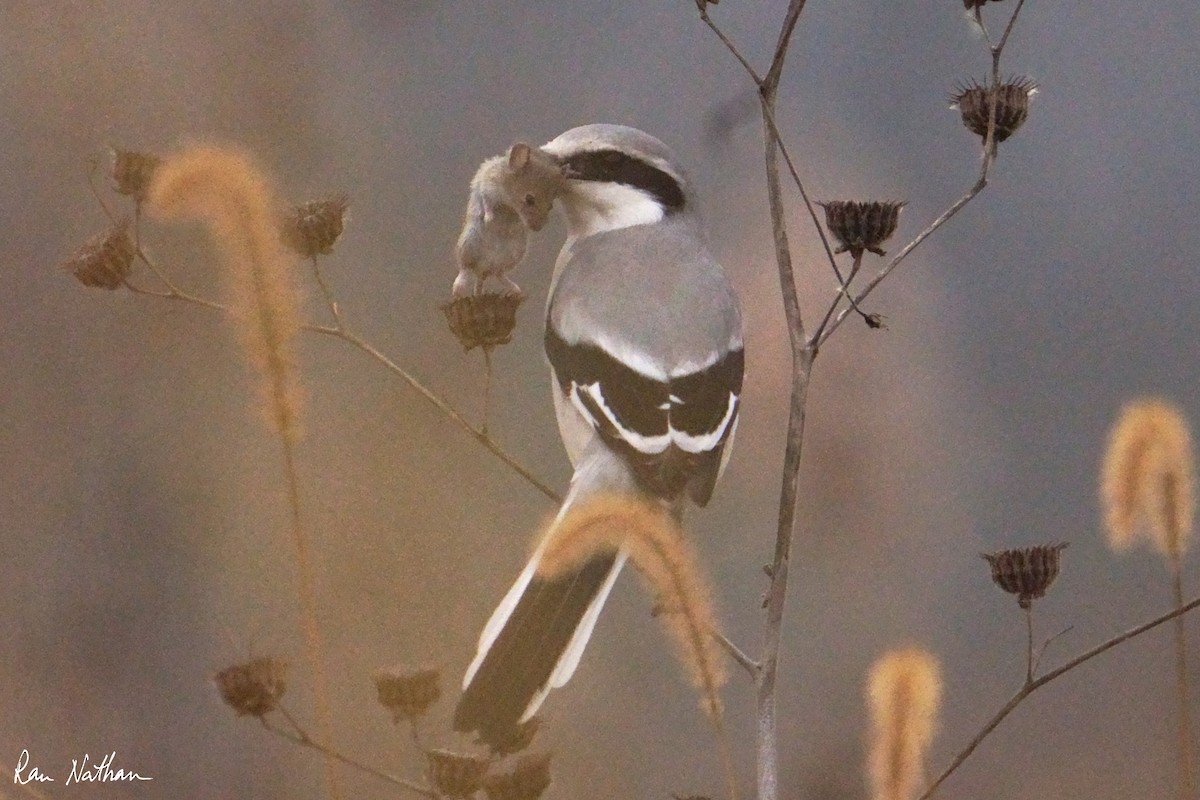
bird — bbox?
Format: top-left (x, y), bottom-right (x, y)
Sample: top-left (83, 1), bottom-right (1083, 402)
top-left (453, 124), bottom-right (744, 748)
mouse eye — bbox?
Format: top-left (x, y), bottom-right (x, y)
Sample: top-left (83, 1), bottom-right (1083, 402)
top-left (524, 193), bottom-right (537, 206)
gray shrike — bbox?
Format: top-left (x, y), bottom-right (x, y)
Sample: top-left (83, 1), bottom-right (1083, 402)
top-left (453, 124), bottom-right (744, 747)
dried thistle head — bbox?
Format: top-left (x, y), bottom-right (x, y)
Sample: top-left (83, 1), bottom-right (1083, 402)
top-left (482, 752), bottom-right (552, 800)
top-left (111, 148), bottom-right (161, 202)
top-left (63, 221), bottom-right (135, 290)
top-left (818, 200), bottom-right (906, 259)
top-left (488, 716), bottom-right (542, 758)
top-left (1102, 399), bottom-right (1195, 560)
top-left (982, 544), bottom-right (1068, 609)
top-left (442, 292), bottom-right (524, 352)
top-left (951, 77), bottom-right (1038, 144)
top-left (866, 647), bottom-right (942, 800)
top-left (213, 657), bottom-right (288, 717)
top-left (536, 494), bottom-right (727, 720)
top-left (425, 750), bottom-right (490, 798)
top-left (373, 665), bottom-right (441, 722)
top-left (281, 194), bottom-right (350, 257)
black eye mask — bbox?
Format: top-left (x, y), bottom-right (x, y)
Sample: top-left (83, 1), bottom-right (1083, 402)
top-left (560, 149), bottom-right (685, 212)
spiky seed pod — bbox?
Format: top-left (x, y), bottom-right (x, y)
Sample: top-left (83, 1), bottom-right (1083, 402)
top-left (488, 716), bottom-right (542, 758)
top-left (281, 194), bottom-right (350, 257)
top-left (213, 657), bottom-right (288, 717)
top-left (426, 750), bottom-right (490, 798)
top-left (442, 292), bottom-right (524, 352)
top-left (373, 665), bottom-right (441, 722)
top-left (63, 221), bottom-right (135, 290)
top-left (482, 752), bottom-right (552, 800)
top-left (951, 78), bottom-right (1037, 144)
top-left (111, 149), bottom-right (161, 202)
top-left (867, 648), bottom-right (942, 800)
top-left (982, 544), bottom-right (1068, 609)
top-left (1102, 398), bottom-right (1196, 559)
top-left (818, 200), bottom-right (906, 259)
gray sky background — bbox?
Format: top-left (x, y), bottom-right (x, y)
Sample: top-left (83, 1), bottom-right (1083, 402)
top-left (2, 2), bottom-right (1199, 798)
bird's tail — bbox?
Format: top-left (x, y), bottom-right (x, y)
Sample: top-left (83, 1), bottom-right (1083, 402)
top-left (453, 446), bottom-right (640, 748)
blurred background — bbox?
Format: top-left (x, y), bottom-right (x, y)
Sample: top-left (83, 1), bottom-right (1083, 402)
top-left (2, 1), bottom-right (1199, 798)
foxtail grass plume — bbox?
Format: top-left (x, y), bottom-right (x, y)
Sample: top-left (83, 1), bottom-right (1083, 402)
top-left (867, 648), bottom-right (942, 800)
top-left (1101, 398), bottom-right (1195, 559)
top-left (535, 494), bottom-right (727, 719)
top-left (147, 145), bottom-right (304, 442)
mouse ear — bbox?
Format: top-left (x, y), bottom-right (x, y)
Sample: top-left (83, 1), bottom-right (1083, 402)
top-left (507, 142), bottom-right (531, 171)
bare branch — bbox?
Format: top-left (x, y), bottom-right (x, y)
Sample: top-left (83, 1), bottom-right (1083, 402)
top-left (920, 594), bottom-right (1200, 800)
top-left (267, 709), bottom-right (435, 798)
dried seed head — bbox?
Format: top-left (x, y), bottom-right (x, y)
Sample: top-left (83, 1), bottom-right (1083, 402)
top-left (442, 292), bottom-right (524, 352)
top-left (281, 194), bottom-right (350, 257)
top-left (817, 200), bottom-right (906, 259)
top-left (63, 221), bottom-right (135, 290)
top-left (488, 716), bottom-right (542, 758)
top-left (213, 657), bottom-right (288, 717)
top-left (951, 78), bottom-right (1037, 144)
top-left (1102, 398), bottom-right (1195, 559)
top-left (373, 665), bottom-right (441, 722)
top-left (426, 750), bottom-right (490, 798)
top-left (982, 544), bottom-right (1068, 609)
top-left (482, 752), bottom-right (552, 800)
top-left (111, 148), bottom-right (161, 202)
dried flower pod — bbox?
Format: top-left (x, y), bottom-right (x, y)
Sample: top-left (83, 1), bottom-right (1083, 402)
top-left (818, 200), bottom-right (906, 259)
top-left (442, 292), bottom-right (524, 352)
top-left (373, 665), bottom-right (441, 722)
top-left (281, 194), bottom-right (349, 257)
top-left (426, 749), bottom-right (490, 798)
top-left (951, 78), bottom-right (1037, 144)
top-left (487, 716), bottom-right (542, 758)
top-left (111, 148), bottom-right (161, 202)
top-left (213, 657), bottom-right (288, 717)
top-left (482, 752), bottom-right (552, 800)
top-left (63, 221), bottom-right (135, 290)
top-left (982, 544), bottom-right (1068, 609)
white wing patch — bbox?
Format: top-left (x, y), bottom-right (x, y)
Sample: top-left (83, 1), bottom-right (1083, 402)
top-left (568, 380), bottom-right (739, 458)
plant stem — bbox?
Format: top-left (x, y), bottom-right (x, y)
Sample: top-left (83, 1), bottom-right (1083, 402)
top-left (280, 437), bottom-right (342, 800)
top-left (1172, 555), bottom-right (1195, 800)
top-left (268, 708), bottom-right (436, 798)
top-left (920, 594), bottom-right (1200, 800)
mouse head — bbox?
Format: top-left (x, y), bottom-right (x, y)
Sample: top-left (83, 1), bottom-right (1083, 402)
top-left (504, 142), bottom-right (568, 232)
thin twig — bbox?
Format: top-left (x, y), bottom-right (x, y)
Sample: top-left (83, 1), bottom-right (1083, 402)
top-left (310, 255), bottom-right (343, 328)
top-left (1024, 604), bottom-right (1034, 685)
top-left (697, 6), bottom-right (763, 86)
top-left (1031, 624), bottom-right (1074, 677)
top-left (267, 709), bottom-right (435, 798)
top-left (713, 629), bottom-right (761, 678)
top-left (919, 594), bottom-right (1200, 800)
top-left (816, 0), bottom-right (1030, 347)
top-left (306, 325), bottom-right (560, 502)
top-left (1172, 557), bottom-right (1195, 800)
top-left (113, 252), bottom-right (560, 503)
